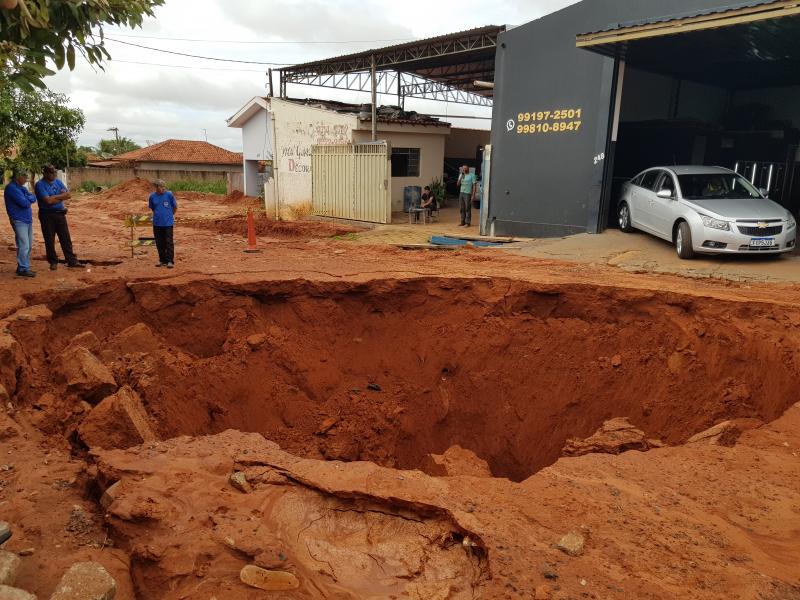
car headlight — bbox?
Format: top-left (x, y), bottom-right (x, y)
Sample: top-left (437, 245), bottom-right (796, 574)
top-left (700, 214), bottom-right (730, 231)
top-left (788, 214), bottom-right (797, 230)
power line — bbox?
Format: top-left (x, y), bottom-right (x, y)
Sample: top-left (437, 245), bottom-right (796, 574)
top-left (107, 32), bottom-right (417, 45)
top-left (113, 59), bottom-right (265, 73)
top-left (105, 37), bottom-right (293, 65)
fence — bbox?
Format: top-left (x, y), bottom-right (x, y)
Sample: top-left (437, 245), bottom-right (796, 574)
top-left (65, 167), bottom-right (244, 195)
top-left (311, 143), bottom-right (391, 224)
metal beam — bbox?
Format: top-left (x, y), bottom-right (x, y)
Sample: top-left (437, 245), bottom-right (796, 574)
top-left (401, 80), bottom-right (494, 107)
top-left (281, 70), bottom-right (493, 107)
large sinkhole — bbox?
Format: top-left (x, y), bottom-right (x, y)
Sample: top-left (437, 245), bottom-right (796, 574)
top-left (13, 277), bottom-right (800, 481)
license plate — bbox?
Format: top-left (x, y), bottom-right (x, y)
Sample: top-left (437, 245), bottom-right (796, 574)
top-left (750, 237), bottom-right (775, 247)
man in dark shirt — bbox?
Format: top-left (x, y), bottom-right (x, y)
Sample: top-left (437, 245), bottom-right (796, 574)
top-left (3, 169), bottom-right (37, 278)
top-left (34, 164), bottom-right (81, 270)
top-left (148, 179), bottom-right (178, 268)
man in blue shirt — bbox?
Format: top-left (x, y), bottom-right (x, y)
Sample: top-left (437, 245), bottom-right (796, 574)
top-left (34, 164), bottom-right (81, 270)
top-left (148, 179), bottom-right (178, 268)
top-left (3, 169), bottom-right (38, 277)
top-left (456, 165), bottom-right (476, 227)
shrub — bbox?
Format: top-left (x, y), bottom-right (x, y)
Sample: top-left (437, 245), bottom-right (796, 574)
top-left (168, 180), bottom-right (227, 194)
top-left (79, 180), bottom-right (100, 193)
top-left (429, 178), bottom-right (446, 207)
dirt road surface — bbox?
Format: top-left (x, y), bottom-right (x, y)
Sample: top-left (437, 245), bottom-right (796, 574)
top-left (0, 181), bottom-right (798, 599)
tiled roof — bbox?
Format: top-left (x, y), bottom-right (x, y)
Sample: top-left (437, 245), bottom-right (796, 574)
top-left (113, 139), bottom-right (243, 165)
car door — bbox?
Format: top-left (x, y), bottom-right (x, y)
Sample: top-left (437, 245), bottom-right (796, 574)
top-left (635, 170), bottom-right (661, 233)
top-left (650, 171), bottom-right (677, 240)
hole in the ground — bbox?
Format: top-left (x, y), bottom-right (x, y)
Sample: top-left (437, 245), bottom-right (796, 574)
top-left (13, 277), bottom-right (800, 481)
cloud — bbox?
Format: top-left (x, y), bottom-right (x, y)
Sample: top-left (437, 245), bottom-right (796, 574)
top-left (42, 0), bottom-right (581, 150)
top-left (225, 0), bottom-right (414, 43)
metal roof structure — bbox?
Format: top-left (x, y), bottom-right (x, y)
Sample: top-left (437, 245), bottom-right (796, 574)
top-left (575, 0), bottom-right (800, 88)
top-left (576, 0), bottom-right (798, 49)
top-left (277, 26), bottom-right (504, 109)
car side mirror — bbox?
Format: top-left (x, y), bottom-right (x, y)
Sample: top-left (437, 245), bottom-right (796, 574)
top-left (657, 189), bottom-right (674, 199)
top-left (758, 187), bottom-right (769, 198)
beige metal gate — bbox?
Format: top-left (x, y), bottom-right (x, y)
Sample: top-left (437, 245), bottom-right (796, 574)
top-left (312, 142), bottom-right (391, 224)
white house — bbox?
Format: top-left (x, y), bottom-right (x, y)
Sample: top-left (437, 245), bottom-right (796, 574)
top-left (227, 97), bottom-right (453, 216)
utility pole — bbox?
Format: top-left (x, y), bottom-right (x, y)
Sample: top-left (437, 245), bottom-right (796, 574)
top-left (370, 55), bottom-right (377, 142)
top-left (107, 127), bottom-right (120, 154)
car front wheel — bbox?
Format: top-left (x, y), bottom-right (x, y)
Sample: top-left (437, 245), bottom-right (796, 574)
top-left (675, 222), bottom-right (695, 259)
top-left (618, 202), bottom-right (634, 233)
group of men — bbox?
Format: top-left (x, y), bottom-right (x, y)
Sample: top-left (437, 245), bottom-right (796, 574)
top-left (3, 166), bottom-right (81, 277)
top-left (4, 169), bottom-right (178, 277)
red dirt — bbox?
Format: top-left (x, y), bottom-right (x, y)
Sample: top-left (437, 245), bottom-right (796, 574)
top-left (189, 212), bottom-right (362, 239)
top-left (1, 181), bottom-right (800, 599)
top-left (97, 177), bottom-right (154, 202)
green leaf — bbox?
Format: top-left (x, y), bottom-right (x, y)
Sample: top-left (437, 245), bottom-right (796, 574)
top-left (54, 43), bottom-right (66, 70)
top-left (66, 43), bottom-right (75, 70)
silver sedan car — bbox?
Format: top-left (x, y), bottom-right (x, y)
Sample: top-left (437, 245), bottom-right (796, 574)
top-left (618, 166), bottom-right (797, 259)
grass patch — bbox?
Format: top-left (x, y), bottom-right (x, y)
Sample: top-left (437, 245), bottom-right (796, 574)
top-left (333, 232), bottom-right (360, 241)
top-left (168, 180), bottom-right (227, 194)
top-left (79, 180), bottom-right (101, 193)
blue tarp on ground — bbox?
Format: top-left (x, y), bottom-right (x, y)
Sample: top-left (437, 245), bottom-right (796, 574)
top-left (430, 236), bottom-right (505, 248)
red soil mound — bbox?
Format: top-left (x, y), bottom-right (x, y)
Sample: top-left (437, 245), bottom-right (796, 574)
top-left (191, 212), bottom-right (361, 239)
top-left (99, 177), bottom-right (154, 202)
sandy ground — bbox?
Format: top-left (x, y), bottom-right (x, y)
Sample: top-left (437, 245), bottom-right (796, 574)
top-left (1, 182), bottom-right (799, 599)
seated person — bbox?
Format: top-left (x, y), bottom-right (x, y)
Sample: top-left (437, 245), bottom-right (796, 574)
top-left (420, 186), bottom-right (436, 214)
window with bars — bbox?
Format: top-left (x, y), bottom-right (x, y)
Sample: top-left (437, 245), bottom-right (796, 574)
top-left (391, 148), bottom-right (421, 177)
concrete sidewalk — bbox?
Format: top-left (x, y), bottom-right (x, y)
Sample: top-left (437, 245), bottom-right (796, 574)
top-left (510, 230), bottom-right (800, 284)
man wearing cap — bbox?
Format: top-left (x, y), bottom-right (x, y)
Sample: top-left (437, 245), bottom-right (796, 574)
top-left (35, 164), bottom-right (81, 270)
top-left (148, 179), bottom-right (177, 268)
top-left (3, 169), bottom-right (37, 278)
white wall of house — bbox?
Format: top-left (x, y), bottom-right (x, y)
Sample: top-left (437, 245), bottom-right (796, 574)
top-left (352, 124), bottom-right (448, 211)
top-left (230, 96), bottom-right (450, 216)
top-left (271, 98), bottom-right (356, 214)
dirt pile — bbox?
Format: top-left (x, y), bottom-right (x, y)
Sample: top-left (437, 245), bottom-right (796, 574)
top-left (189, 212), bottom-right (361, 239)
top-left (223, 190), bottom-right (245, 202)
top-left (87, 407), bottom-right (800, 599)
top-left (98, 178), bottom-right (154, 202)
top-left (562, 417), bottom-right (664, 457)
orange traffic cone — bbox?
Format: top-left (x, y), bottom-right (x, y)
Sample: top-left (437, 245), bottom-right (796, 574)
top-left (244, 207), bottom-right (262, 253)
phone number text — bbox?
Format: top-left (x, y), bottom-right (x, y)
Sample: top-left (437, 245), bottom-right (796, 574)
top-left (518, 108), bottom-right (583, 122)
top-left (517, 121), bottom-right (582, 134)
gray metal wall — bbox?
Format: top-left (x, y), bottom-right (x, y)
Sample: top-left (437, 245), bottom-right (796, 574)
top-left (489, 0), bottom-right (774, 238)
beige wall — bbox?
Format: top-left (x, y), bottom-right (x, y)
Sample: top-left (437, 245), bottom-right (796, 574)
top-left (445, 128), bottom-right (490, 160)
top-left (352, 126), bottom-right (448, 212)
top-left (66, 167), bottom-right (235, 191)
top-left (136, 162), bottom-right (241, 173)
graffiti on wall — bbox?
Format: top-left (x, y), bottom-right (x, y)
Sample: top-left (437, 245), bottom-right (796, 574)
top-left (281, 121), bottom-right (351, 174)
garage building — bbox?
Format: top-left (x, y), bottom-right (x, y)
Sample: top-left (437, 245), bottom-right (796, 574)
top-left (489, 0), bottom-right (800, 237)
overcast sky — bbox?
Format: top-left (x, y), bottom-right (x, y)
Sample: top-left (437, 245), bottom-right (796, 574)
top-left (46, 0), bottom-right (580, 151)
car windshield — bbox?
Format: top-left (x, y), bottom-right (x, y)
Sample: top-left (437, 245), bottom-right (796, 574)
top-left (677, 173), bottom-right (762, 200)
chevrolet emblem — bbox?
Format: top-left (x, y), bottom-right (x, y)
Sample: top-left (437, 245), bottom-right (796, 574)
top-left (757, 222), bottom-right (769, 229)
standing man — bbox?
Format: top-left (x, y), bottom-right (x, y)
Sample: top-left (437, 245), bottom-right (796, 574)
top-left (4, 169), bottom-right (37, 278)
top-left (456, 165), bottom-right (476, 227)
top-left (148, 179), bottom-right (177, 268)
top-left (35, 164), bottom-right (81, 270)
